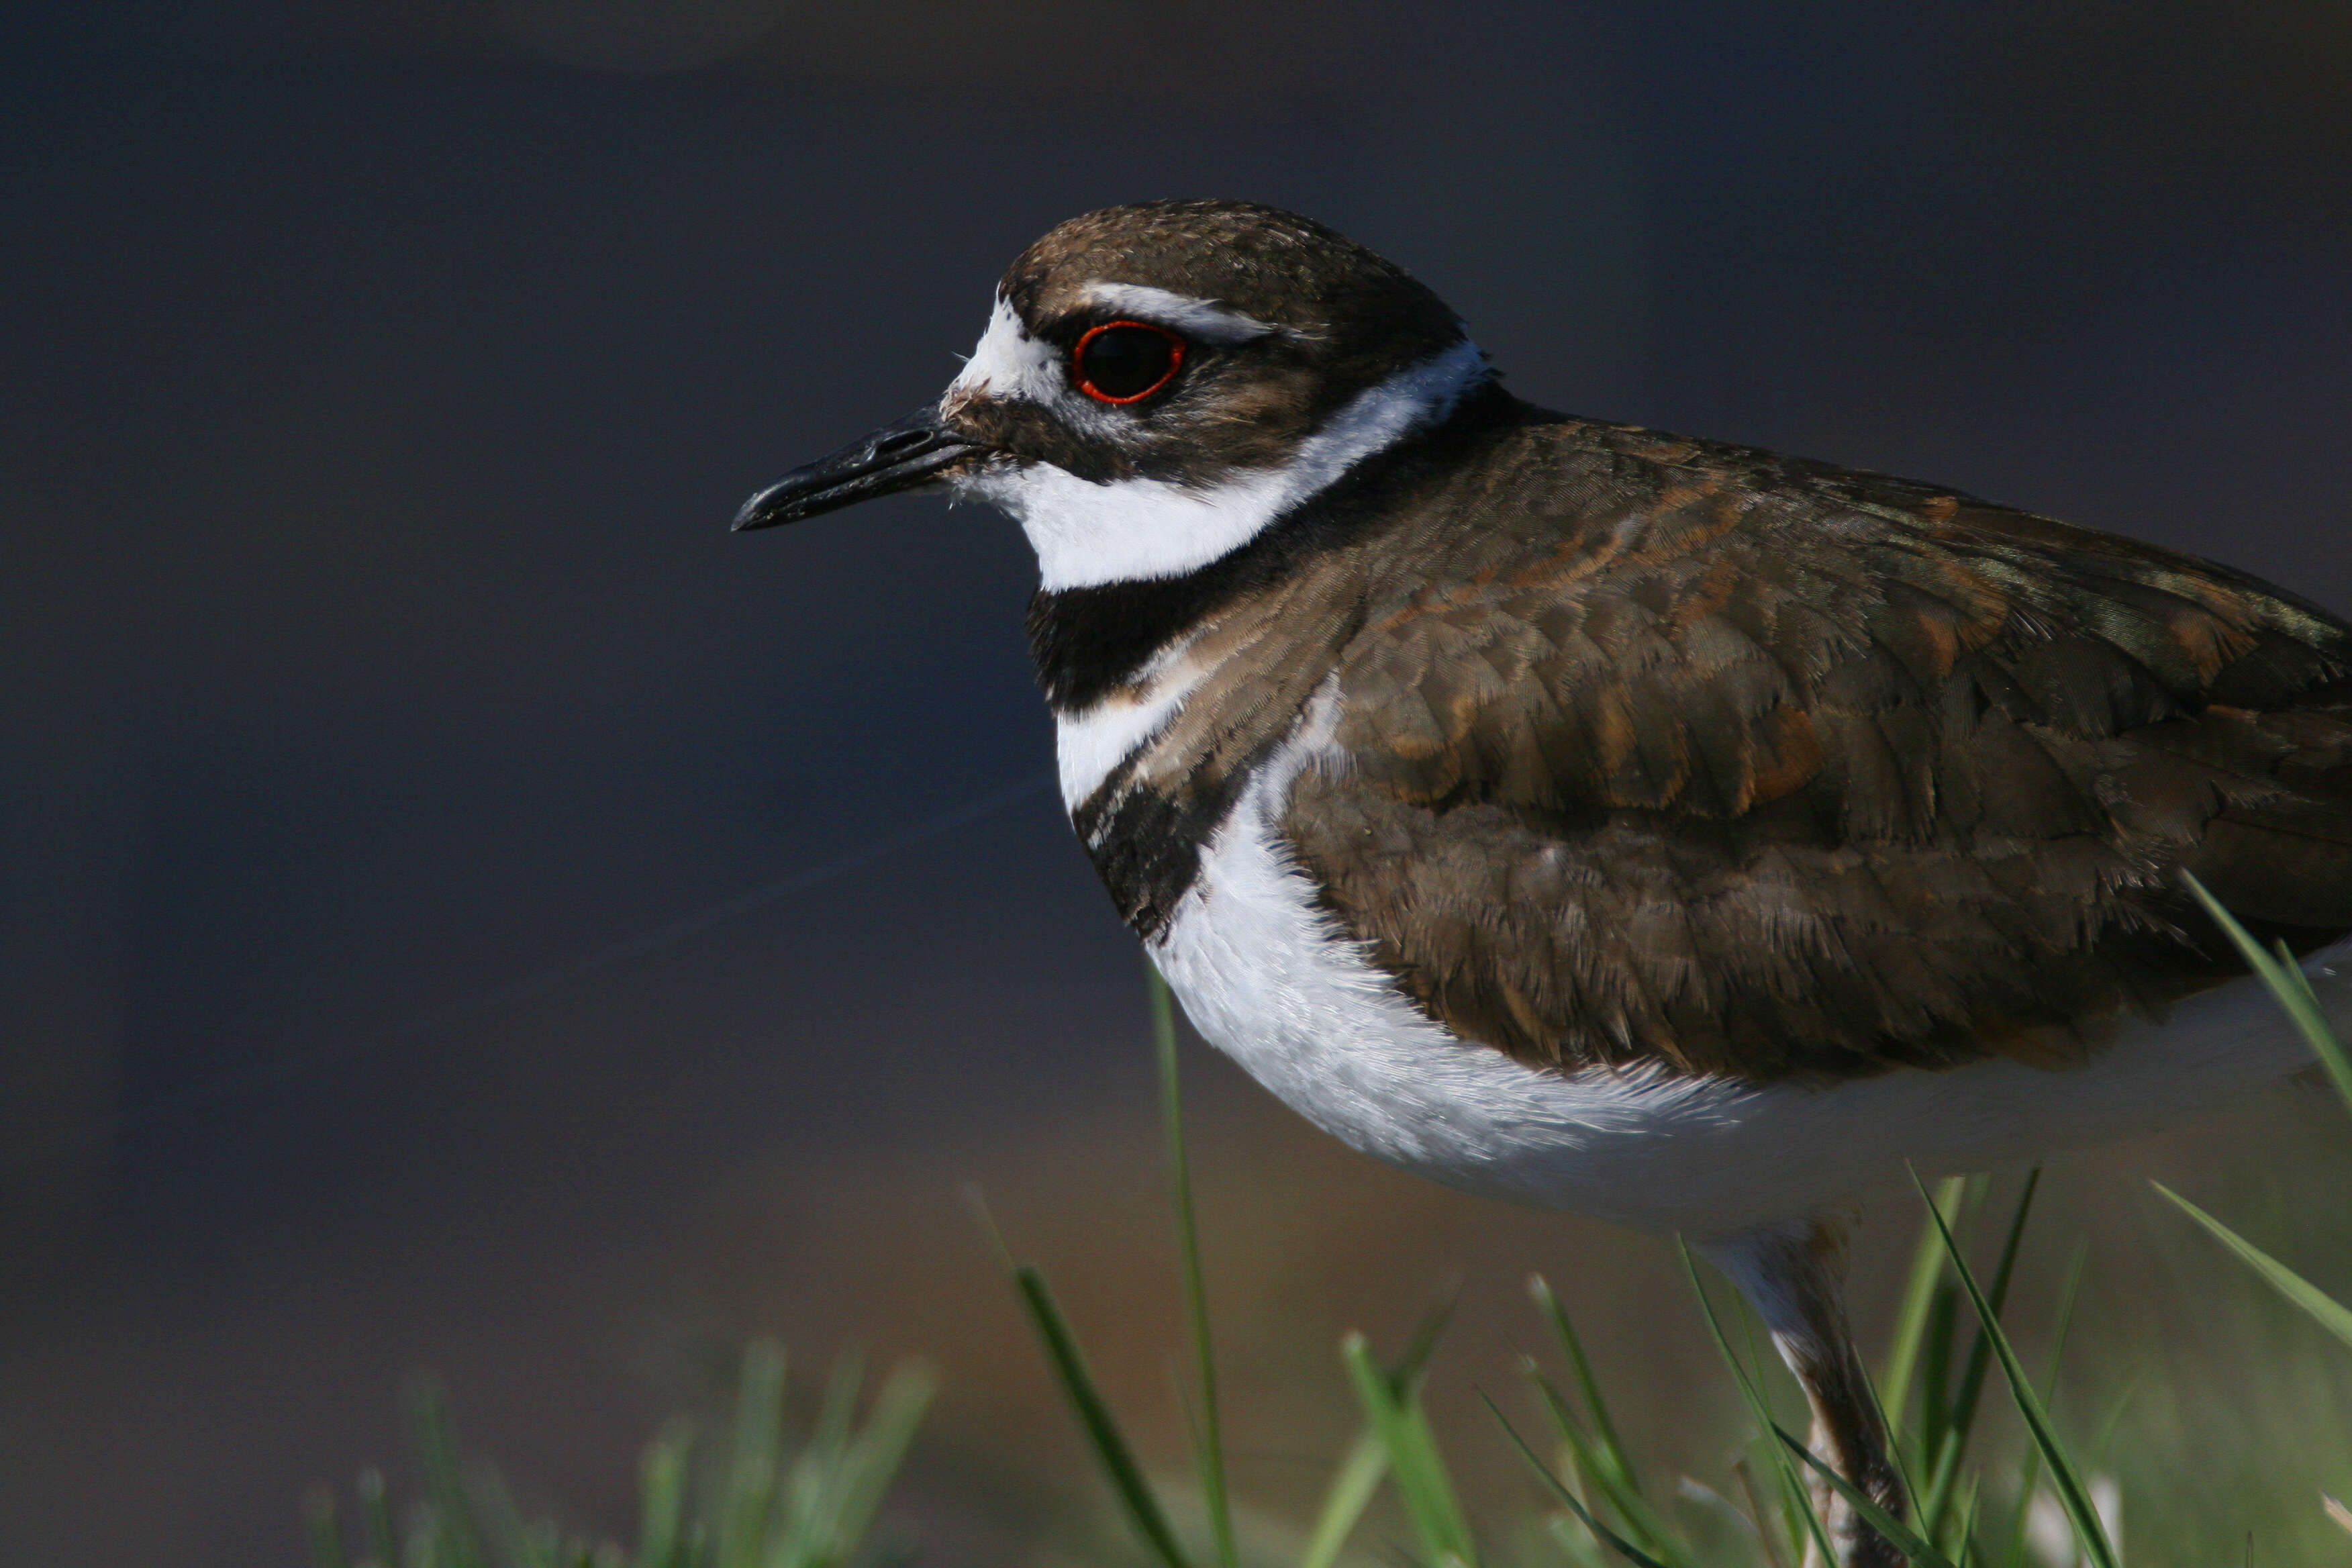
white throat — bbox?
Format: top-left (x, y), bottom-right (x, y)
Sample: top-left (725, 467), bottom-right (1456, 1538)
top-left (953, 336), bottom-right (1489, 593)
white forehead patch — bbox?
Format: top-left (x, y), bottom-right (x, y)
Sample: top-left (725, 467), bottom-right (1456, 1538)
top-left (957, 336), bottom-right (1489, 592)
top-left (947, 295), bottom-right (1060, 404)
top-left (1075, 283), bottom-right (1275, 344)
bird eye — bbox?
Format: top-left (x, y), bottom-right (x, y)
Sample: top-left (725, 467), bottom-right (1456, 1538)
top-left (1073, 321), bottom-right (1185, 404)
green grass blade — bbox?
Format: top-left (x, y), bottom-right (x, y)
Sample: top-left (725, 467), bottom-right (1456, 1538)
top-left (2155, 1182), bottom-right (2352, 1351)
top-left (1480, 1392), bottom-right (1670, 1568)
top-left (1908, 1168), bottom-right (2117, 1568)
top-left (1341, 1332), bottom-right (1477, 1566)
top-left (1388, 1292), bottom-right (1459, 1398)
top-left (810, 1349), bottom-right (866, 1467)
top-left (1675, 1242), bottom-right (1836, 1568)
top-left (1301, 1295), bottom-right (1459, 1568)
top-left (2272, 936), bottom-right (2327, 1009)
top-left (1543, 1515), bottom-right (1623, 1568)
top-left (1998, 1243), bottom-right (2087, 1568)
top-left (1879, 1176), bottom-right (1968, 1439)
top-left (1667, 1475), bottom-right (1770, 1568)
top-left (1769, 1425), bottom-right (1960, 1568)
top-left (305, 1489), bottom-right (348, 1568)
top-left (1921, 1169), bottom-right (2041, 1536)
top-left (1012, 1265), bottom-right (1191, 1568)
top-left (1918, 1176), bottom-right (1982, 1475)
top-left (1528, 1275), bottom-right (1640, 1501)
top-left (356, 1469), bottom-right (399, 1568)
top-left (2086, 1367), bottom-right (2143, 1471)
top-left (1914, 1286), bottom-right (1958, 1477)
top-left (634, 1424), bottom-right (691, 1568)
top-left (2045, 1240), bottom-right (2089, 1382)
top-left (772, 1353), bottom-right (863, 1567)
top-left (1998, 1449), bottom-right (2039, 1568)
top-left (1150, 962), bottom-right (1237, 1568)
top-left (405, 1377), bottom-right (489, 1568)
top-left (1729, 1459), bottom-right (1793, 1568)
top-left (1961, 1168), bottom-right (2042, 1410)
top-left (1300, 1431), bottom-right (1387, 1568)
top-left (467, 1460), bottom-right (560, 1568)
top-left (716, 1342), bottom-right (785, 1568)
top-left (1520, 1365), bottom-right (1697, 1568)
top-left (823, 1362), bottom-right (934, 1564)
top-left (2182, 871), bottom-right (2352, 1110)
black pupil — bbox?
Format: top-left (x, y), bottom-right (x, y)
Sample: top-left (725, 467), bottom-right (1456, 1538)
top-left (1079, 326), bottom-right (1175, 399)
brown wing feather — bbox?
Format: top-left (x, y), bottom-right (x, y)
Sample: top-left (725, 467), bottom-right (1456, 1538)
top-left (1285, 418), bottom-right (2352, 1084)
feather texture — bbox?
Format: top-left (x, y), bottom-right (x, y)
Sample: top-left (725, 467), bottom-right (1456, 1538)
top-left (1045, 405), bottom-right (2352, 1085)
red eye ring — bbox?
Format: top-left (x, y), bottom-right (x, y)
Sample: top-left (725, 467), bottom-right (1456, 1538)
top-left (1073, 320), bottom-right (1187, 404)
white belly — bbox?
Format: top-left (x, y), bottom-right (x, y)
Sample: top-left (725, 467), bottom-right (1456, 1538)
top-left (1148, 720), bottom-right (2349, 1238)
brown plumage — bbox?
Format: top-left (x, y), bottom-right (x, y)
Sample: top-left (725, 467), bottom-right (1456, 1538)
top-left (1073, 403), bottom-right (2352, 1085)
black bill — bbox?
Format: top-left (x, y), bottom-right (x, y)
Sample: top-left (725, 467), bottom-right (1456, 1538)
top-left (732, 405), bottom-right (979, 532)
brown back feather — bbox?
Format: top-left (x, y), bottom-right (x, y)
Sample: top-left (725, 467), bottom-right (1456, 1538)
top-left (1267, 416), bottom-right (2352, 1083)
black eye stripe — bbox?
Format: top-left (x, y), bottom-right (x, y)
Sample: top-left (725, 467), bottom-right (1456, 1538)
top-left (1073, 320), bottom-right (1185, 404)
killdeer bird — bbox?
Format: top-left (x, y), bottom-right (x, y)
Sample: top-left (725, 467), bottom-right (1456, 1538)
top-left (735, 201), bottom-right (2352, 1565)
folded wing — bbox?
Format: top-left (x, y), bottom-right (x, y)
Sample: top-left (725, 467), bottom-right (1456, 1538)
top-left (1289, 422), bottom-right (2352, 1083)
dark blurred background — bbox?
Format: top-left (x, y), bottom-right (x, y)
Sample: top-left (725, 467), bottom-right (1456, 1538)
top-left (4, 2), bottom-right (2349, 1561)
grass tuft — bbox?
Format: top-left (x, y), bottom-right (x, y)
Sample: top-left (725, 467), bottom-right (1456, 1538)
top-left (307, 1344), bottom-right (931, 1568)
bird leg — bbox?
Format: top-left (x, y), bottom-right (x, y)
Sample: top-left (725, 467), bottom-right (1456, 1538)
top-left (1699, 1214), bottom-right (1906, 1568)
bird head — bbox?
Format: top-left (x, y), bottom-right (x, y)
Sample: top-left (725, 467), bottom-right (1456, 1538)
top-left (734, 201), bottom-right (1488, 589)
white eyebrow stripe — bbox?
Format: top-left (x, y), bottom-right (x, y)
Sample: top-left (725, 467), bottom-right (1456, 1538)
top-left (1076, 283), bottom-right (1275, 344)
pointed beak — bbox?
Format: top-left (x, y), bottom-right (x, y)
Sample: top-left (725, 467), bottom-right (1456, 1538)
top-left (732, 405), bottom-right (980, 532)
